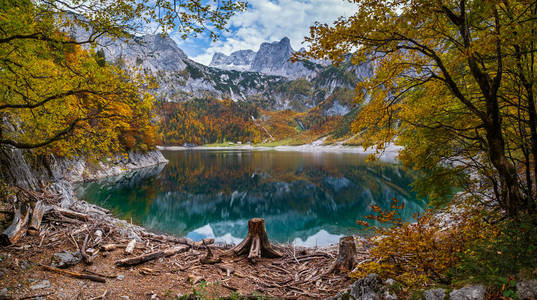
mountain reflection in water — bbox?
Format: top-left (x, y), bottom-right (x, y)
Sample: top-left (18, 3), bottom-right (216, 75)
top-left (75, 150), bottom-right (426, 246)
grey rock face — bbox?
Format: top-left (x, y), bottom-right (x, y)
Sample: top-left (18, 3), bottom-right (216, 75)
top-left (424, 288), bottom-right (446, 300)
top-left (210, 50), bottom-right (256, 71)
top-left (251, 37), bottom-right (318, 79)
top-left (71, 21), bottom-right (188, 74)
top-left (449, 285), bottom-right (486, 300)
top-left (517, 280), bottom-right (537, 300)
top-left (51, 251), bottom-right (82, 268)
top-left (252, 37), bottom-right (293, 73)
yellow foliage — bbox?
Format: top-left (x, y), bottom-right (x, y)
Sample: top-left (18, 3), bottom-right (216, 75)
top-left (0, 4), bottom-right (156, 158)
top-left (353, 200), bottom-right (495, 288)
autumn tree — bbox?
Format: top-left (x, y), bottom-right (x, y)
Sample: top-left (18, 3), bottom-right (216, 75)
top-left (300, 0), bottom-right (537, 217)
top-left (0, 0), bottom-right (245, 155)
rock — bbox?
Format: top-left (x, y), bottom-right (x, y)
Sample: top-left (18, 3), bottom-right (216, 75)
top-left (120, 296), bottom-right (130, 300)
top-left (424, 288), bottom-right (446, 300)
top-left (0, 287), bottom-right (9, 300)
top-left (517, 280), bottom-right (537, 300)
top-left (326, 273), bottom-right (396, 300)
top-left (19, 260), bottom-right (34, 270)
top-left (0, 268), bottom-right (8, 278)
top-left (385, 278), bottom-right (396, 287)
top-left (51, 251), bottom-right (82, 268)
top-left (449, 285), bottom-right (486, 300)
top-left (30, 280), bottom-right (51, 290)
top-left (117, 274), bottom-right (125, 281)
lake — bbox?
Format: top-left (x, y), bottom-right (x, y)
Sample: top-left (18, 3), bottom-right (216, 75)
top-left (75, 149), bottom-right (426, 246)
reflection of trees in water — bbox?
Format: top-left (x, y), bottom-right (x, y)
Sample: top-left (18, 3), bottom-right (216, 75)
top-left (77, 151), bottom-right (426, 243)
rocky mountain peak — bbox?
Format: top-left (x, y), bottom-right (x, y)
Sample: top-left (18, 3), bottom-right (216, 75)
top-left (251, 37), bottom-right (293, 73)
top-left (209, 49), bottom-right (256, 71)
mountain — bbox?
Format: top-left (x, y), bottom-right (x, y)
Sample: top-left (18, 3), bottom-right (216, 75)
top-left (209, 37), bottom-right (321, 80)
top-left (209, 50), bottom-right (256, 71)
top-left (71, 25), bottom-right (371, 115)
top-left (251, 37), bottom-right (320, 79)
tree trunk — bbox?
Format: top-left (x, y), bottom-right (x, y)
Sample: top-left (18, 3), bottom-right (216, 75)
top-left (485, 103), bottom-right (525, 217)
top-left (327, 236), bottom-right (357, 274)
top-left (231, 218), bottom-right (282, 261)
top-left (0, 202), bottom-right (30, 246)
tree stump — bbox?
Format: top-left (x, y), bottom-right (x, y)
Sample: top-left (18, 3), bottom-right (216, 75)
top-left (28, 200), bottom-right (47, 235)
top-left (231, 218), bottom-right (282, 261)
top-left (331, 236), bottom-right (357, 273)
top-left (0, 202), bottom-right (30, 246)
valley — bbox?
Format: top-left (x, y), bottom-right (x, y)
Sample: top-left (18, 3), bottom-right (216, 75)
top-left (76, 28), bottom-right (372, 146)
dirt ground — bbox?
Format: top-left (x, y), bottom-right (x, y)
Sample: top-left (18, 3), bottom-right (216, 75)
top-left (0, 201), bottom-right (365, 300)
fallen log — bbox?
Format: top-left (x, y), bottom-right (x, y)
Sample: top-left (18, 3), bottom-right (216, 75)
top-left (142, 233), bottom-right (196, 247)
top-left (230, 218), bottom-right (282, 261)
top-left (101, 243), bottom-right (121, 251)
top-left (0, 202), bottom-right (30, 246)
top-left (40, 264), bottom-right (105, 283)
top-left (28, 201), bottom-right (48, 235)
top-left (53, 207), bottom-right (89, 222)
top-left (115, 245), bottom-right (189, 267)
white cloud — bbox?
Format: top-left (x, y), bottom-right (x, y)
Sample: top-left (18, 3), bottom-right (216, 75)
top-left (179, 0), bottom-right (357, 65)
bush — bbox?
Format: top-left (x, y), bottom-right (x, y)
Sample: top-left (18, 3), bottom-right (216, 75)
top-left (353, 199), bottom-right (491, 288)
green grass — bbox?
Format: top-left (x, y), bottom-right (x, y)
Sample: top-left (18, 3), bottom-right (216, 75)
top-left (203, 142), bottom-right (238, 147)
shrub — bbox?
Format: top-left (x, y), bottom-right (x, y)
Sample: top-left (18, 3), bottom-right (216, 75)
top-left (353, 199), bottom-right (491, 288)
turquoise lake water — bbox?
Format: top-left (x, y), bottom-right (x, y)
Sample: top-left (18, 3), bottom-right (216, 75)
top-left (75, 150), bottom-right (426, 246)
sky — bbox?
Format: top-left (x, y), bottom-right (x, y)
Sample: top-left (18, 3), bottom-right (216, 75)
top-left (170, 0), bottom-right (357, 66)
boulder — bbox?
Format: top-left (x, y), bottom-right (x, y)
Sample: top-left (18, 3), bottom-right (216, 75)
top-left (424, 288), bottom-right (446, 300)
top-left (517, 280), bottom-right (537, 300)
top-left (326, 274), bottom-right (397, 300)
top-left (449, 285), bottom-right (485, 300)
top-left (51, 251), bottom-right (82, 268)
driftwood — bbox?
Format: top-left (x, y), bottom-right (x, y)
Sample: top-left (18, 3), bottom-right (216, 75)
top-left (101, 243), bottom-right (121, 251)
top-left (200, 240), bottom-right (221, 264)
top-left (81, 234), bottom-right (94, 265)
top-left (40, 264), bottom-right (106, 283)
top-left (53, 207), bottom-right (89, 222)
top-left (115, 245), bottom-right (189, 267)
top-left (143, 233), bottom-right (204, 248)
top-left (124, 239), bottom-right (136, 255)
top-left (216, 264), bottom-right (235, 276)
top-left (28, 201), bottom-right (48, 235)
top-left (231, 218), bottom-right (282, 261)
top-left (0, 202), bottom-right (30, 246)
top-left (194, 238), bottom-right (214, 247)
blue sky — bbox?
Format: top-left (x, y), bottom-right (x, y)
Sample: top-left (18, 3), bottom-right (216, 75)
top-left (170, 0), bottom-right (357, 65)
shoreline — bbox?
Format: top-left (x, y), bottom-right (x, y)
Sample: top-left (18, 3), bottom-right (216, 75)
top-left (157, 143), bottom-right (402, 162)
top-left (0, 182), bottom-right (351, 299)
